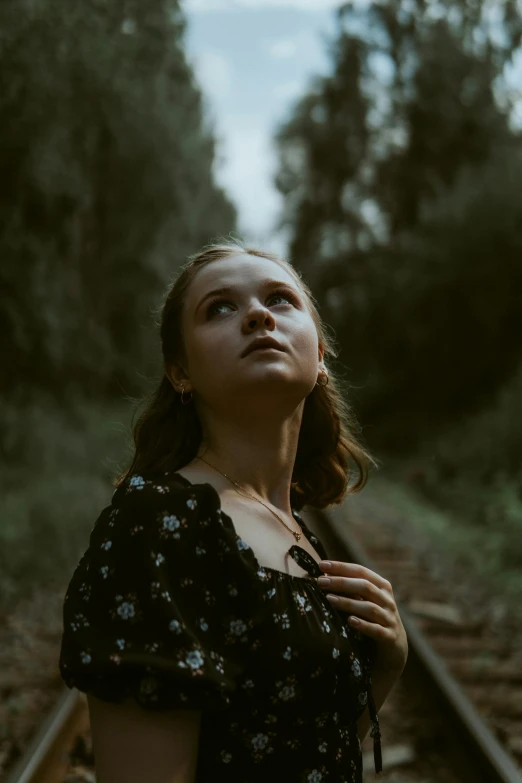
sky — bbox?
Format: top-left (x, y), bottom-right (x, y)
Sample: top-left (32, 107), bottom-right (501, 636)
top-left (180, 0), bottom-right (341, 257)
top-left (180, 0), bottom-right (522, 258)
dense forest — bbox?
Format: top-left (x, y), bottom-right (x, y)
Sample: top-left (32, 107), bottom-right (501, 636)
top-left (0, 0), bottom-right (237, 605)
top-left (0, 0), bottom-right (236, 401)
top-left (274, 0), bottom-right (522, 587)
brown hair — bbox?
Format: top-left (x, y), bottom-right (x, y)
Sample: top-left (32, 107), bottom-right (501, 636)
top-left (114, 238), bottom-right (378, 510)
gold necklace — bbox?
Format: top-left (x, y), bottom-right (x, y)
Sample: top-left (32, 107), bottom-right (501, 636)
top-left (196, 455), bottom-right (303, 542)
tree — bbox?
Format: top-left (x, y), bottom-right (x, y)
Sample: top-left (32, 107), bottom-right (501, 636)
top-left (274, 0), bottom-right (522, 450)
top-left (0, 0), bottom-right (237, 400)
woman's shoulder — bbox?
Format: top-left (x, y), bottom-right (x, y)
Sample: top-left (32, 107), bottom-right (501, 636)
top-left (60, 474), bottom-right (258, 710)
top-left (111, 469), bottom-right (220, 516)
top-left (112, 469), bottom-right (194, 500)
top-left (69, 470), bottom-right (241, 604)
top-left (88, 469), bottom-right (225, 553)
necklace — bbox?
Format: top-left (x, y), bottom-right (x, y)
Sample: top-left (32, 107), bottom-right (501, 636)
top-left (196, 455), bottom-right (303, 542)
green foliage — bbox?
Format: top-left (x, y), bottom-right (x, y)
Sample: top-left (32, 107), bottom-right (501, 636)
top-left (337, 149), bottom-right (522, 449)
top-left (364, 475), bottom-right (522, 616)
top-left (0, 393), bottom-right (132, 610)
top-left (274, 0), bottom-right (522, 597)
top-left (274, 0), bottom-right (522, 449)
top-left (0, 0), bottom-right (237, 602)
top-left (0, 0), bottom-right (237, 400)
top-left (409, 361), bottom-right (522, 516)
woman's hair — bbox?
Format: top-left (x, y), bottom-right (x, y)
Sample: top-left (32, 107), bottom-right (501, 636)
top-left (113, 238), bottom-right (378, 510)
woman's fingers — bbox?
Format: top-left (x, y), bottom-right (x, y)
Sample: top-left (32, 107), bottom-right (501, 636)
top-left (319, 560), bottom-right (393, 592)
top-left (317, 574), bottom-right (394, 610)
top-left (317, 560), bottom-right (408, 669)
top-left (325, 594), bottom-right (388, 623)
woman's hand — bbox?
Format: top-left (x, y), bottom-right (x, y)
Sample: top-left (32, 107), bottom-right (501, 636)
top-left (316, 560), bottom-right (408, 674)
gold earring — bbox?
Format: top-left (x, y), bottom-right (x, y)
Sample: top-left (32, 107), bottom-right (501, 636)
top-left (316, 370), bottom-right (329, 387)
top-left (180, 384), bottom-right (193, 404)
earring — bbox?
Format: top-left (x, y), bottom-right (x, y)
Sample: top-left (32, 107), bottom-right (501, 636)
top-left (316, 370), bottom-right (329, 387)
top-left (180, 384), bottom-right (193, 404)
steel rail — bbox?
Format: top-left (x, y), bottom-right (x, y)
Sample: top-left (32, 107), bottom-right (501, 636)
top-left (305, 503), bottom-right (522, 783)
top-left (4, 688), bottom-right (84, 783)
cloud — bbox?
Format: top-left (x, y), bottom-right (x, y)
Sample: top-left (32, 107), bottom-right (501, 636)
top-left (190, 49), bottom-right (233, 100)
top-left (272, 80), bottom-right (303, 102)
top-left (267, 38), bottom-right (298, 59)
top-left (263, 28), bottom-right (325, 65)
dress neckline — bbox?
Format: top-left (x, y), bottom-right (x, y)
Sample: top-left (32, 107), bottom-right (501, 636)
top-left (169, 471), bottom-right (319, 583)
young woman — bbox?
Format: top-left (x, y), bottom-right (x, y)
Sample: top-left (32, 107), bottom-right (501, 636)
top-left (59, 239), bottom-right (408, 782)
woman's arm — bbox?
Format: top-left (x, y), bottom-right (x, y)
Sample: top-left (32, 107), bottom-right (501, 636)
top-left (87, 694), bottom-right (202, 783)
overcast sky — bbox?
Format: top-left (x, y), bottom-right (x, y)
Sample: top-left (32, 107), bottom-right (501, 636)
top-left (181, 0), bottom-right (341, 257)
top-left (180, 0), bottom-right (522, 258)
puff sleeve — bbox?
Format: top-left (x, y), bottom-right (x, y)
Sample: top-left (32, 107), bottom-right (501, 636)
top-left (59, 474), bottom-right (259, 713)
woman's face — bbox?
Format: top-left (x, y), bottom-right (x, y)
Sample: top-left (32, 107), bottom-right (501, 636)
top-left (177, 254), bottom-right (325, 415)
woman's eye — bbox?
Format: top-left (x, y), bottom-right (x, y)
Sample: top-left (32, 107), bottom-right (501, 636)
top-left (206, 300), bottom-right (231, 317)
top-left (270, 292), bottom-right (294, 306)
top-left (206, 290), bottom-right (296, 317)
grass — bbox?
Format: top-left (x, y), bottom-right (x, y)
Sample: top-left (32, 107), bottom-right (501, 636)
top-left (365, 470), bottom-right (522, 612)
top-left (0, 393), bottom-right (134, 612)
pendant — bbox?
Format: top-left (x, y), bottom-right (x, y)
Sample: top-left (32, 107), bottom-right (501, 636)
top-left (295, 532), bottom-right (301, 541)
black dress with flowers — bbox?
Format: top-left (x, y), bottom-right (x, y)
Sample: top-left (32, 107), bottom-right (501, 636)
top-left (59, 471), bottom-right (382, 782)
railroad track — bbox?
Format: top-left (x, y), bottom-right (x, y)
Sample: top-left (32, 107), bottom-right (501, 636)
top-left (5, 494), bottom-right (522, 782)
top-left (306, 499), bottom-right (522, 783)
top-left (4, 688), bottom-right (88, 783)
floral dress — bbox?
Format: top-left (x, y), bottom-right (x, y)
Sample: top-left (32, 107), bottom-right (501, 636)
top-left (59, 471), bottom-right (382, 782)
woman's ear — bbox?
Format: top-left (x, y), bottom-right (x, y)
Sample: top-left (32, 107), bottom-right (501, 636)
top-left (165, 364), bottom-right (189, 394)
